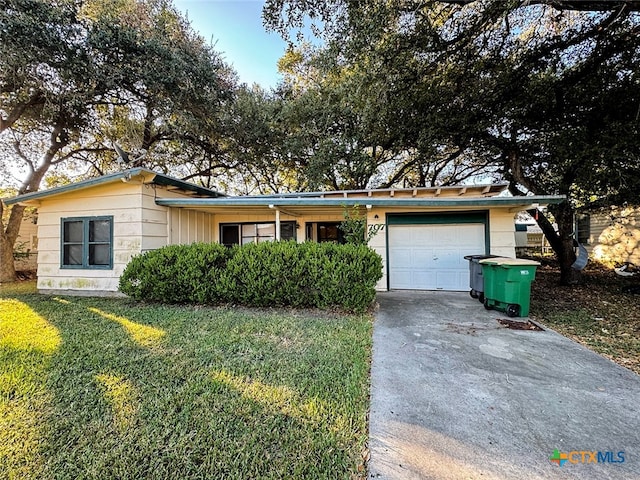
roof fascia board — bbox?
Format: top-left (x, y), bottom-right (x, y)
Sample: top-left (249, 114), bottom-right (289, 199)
top-left (155, 195), bottom-right (565, 208)
top-left (4, 168), bottom-right (225, 205)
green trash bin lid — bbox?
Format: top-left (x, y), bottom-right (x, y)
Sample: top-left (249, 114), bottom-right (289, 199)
top-left (479, 257), bottom-right (540, 266)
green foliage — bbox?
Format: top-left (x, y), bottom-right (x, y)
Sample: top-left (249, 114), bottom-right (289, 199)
top-left (118, 243), bottom-right (232, 304)
top-left (263, 0), bottom-right (640, 283)
top-left (119, 241), bottom-right (383, 312)
top-left (0, 0), bottom-right (236, 280)
top-left (339, 205), bottom-right (384, 245)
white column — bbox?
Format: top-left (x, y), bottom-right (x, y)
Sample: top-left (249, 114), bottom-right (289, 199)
top-left (275, 208), bottom-right (281, 240)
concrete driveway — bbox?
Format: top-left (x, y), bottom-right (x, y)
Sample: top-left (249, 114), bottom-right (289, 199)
top-left (369, 291), bottom-right (640, 479)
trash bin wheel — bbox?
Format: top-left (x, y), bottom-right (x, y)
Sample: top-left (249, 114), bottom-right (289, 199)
top-left (478, 292), bottom-right (485, 303)
top-left (483, 298), bottom-right (492, 310)
top-left (506, 304), bottom-right (520, 317)
top-left (470, 289), bottom-right (478, 299)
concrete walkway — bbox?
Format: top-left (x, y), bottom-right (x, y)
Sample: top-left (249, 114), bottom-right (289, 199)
top-left (368, 291), bottom-right (640, 479)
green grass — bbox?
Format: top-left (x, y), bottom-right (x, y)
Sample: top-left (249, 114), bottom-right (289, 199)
top-left (1, 281), bottom-right (372, 479)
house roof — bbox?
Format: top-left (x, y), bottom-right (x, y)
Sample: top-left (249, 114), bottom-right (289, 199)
top-left (155, 194), bottom-right (565, 215)
top-left (3, 168), bottom-right (564, 213)
top-left (3, 168), bottom-right (226, 205)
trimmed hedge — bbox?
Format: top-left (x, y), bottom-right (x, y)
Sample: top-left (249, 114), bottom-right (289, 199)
top-left (119, 241), bottom-right (383, 312)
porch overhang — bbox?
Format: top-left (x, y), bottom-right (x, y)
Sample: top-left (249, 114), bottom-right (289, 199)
top-left (155, 195), bottom-right (566, 216)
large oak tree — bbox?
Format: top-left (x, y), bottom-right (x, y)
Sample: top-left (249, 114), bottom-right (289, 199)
top-left (0, 0), bottom-right (235, 282)
top-left (264, 0), bottom-right (640, 284)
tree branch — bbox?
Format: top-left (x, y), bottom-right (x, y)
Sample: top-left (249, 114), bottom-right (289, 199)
top-left (441, 1), bottom-right (639, 12)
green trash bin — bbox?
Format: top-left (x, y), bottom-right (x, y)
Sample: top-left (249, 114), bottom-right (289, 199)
top-left (479, 257), bottom-right (540, 317)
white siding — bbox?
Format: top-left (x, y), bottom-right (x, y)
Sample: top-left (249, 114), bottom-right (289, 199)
top-left (367, 210), bottom-right (387, 291)
top-left (488, 210), bottom-right (517, 257)
top-left (35, 181), bottom-right (144, 294)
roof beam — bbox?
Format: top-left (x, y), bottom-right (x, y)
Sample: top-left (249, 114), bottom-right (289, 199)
top-left (268, 204), bottom-right (299, 217)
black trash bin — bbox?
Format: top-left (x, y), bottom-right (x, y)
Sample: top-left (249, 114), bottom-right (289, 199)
top-left (463, 254), bottom-right (500, 303)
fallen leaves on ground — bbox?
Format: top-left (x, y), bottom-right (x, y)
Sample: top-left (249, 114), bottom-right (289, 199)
top-left (530, 260), bottom-right (640, 375)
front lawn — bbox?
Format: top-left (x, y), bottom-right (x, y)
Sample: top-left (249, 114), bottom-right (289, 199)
top-left (0, 281), bottom-right (371, 479)
top-left (530, 263), bottom-right (640, 374)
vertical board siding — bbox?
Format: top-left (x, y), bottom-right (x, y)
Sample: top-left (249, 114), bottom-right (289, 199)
top-left (168, 208), bottom-right (215, 245)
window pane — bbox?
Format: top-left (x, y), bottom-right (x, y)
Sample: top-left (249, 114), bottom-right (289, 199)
top-left (241, 236), bottom-right (255, 245)
top-left (64, 221), bottom-right (83, 243)
top-left (256, 223), bottom-right (275, 237)
top-left (577, 214), bottom-right (590, 245)
top-left (281, 223), bottom-right (295, 240)
top-left (318, 223), bottom-right (344, 243)
top-left (90, 220), bottom-right (110, 242)
top-left (242, 224), bottom-right (256, 237)
top-left (221, 225), bottom-right (240, 246)
top-left (63, 244), bottom-right (83, 265)
top-left (319, 224), bottom-right (338, 241)
top-left (89, 244), bottom-right (110, 265)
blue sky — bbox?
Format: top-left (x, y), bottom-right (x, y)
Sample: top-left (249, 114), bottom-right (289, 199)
top-left (173, 0), bottom-right (288, 89)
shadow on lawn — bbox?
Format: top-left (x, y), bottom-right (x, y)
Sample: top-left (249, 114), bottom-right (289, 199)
top-left (1, 292), bottom-right (369, 479)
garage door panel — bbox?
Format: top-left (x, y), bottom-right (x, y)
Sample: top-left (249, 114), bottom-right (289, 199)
top-left (413, 270), bottom-right (436, 289)
top-left (412, 248), bottom-right (433, 265)
top-left (435, 271), bottom-right (469, 291)
top-left (411, 228), bottom-right (435, 245)
top-left (389, 224), bottom-right (485, 291)
top-left (391, 248), bottom-right (413, 268)
top-left (436, 249), bottom-right (462, 264)
top-left (436, 227), bottom-right (459, 244)
top-left (392, 270), bottom-right (414, 289)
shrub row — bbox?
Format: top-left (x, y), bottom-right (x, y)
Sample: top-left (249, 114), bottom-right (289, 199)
top-left (119, 241), bottom-right (383, 312)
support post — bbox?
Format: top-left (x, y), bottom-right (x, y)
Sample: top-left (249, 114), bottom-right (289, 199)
top-left (270, 205), bottom-right (281, 240)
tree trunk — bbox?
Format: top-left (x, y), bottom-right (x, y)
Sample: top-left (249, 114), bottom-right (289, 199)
top-left (551, 201), bottom-right (582, 285)
top-left (0, 118), bottom-right (69, 282)
top-left (531, 201), bottom-right (581, 285)
top-left (0, 202), bottom-right (26, 283)
top-left (0, 233), bottom-right (17, 282)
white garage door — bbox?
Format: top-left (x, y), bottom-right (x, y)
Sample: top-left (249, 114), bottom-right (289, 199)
top-left (388, 224), bottom-right (485, 291)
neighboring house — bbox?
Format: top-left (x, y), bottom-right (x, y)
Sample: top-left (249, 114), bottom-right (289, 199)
top-left (515, 222), bottom-right (553, 256)
top-left (13, 208), bottom-right (38, 271)
top-left (4, 168), bottom-right (564, 295)
top-left (577, 206), bottom-right (640, 266)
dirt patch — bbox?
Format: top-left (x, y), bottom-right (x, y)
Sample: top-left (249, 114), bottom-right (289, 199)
top-left (497, 318), bottom-right (543, 331)
top-left (444, 322), bottom-right (491, 335)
